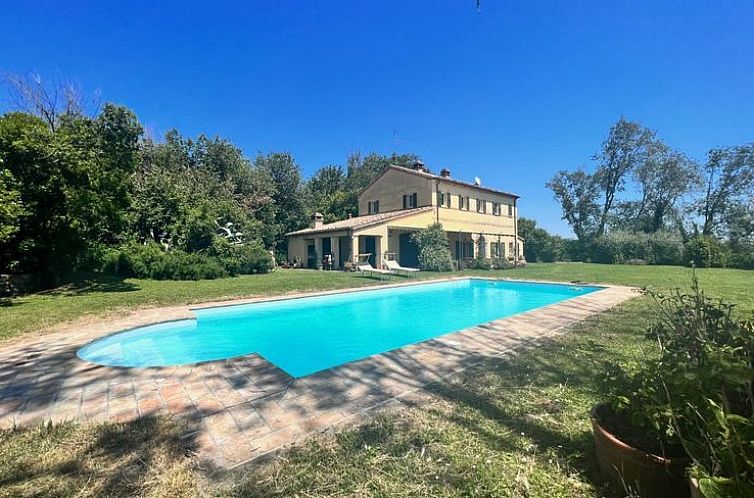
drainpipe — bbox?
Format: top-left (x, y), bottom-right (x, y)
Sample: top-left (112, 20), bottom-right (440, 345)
top-left (513, 198), bottom-right (519, 264)
top-left (434, 179), bottom-right (440, 224)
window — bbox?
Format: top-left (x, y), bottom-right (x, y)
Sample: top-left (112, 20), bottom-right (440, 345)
top-left (492, 202), bottom-right (501, 216)
top-left (438, 191), bottom-right (450, 208)
top-left (508, 242), bottom-right (514, 255)
top-left (455, 240), bottom-right (475, 258)
top-left (491, 243), bottom-right (501, 259)
top-left (458, 195), bottom-right (465, 210)
top-left (508, 204), bottom-right (514, 216)
top-left (476, 198), bottom-right (486, 213)
top-left (368, 200), bottom-right (379, 214)
top-left (402, 192), bottom-right (418, 209)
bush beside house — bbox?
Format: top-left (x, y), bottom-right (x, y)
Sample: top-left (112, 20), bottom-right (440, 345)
top-left (410, 223), bottom-right (453, 271)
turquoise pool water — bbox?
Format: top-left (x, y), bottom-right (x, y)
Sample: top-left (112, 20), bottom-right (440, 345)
top-left (78, 279), bottom-right (600, 377)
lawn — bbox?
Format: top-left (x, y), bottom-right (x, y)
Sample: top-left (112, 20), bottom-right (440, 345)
top-left (0, 263), bottom-right (752, 497)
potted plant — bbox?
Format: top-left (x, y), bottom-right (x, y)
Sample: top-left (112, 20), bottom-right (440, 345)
top-left (651, 283), bottom-right (754, 498)
top-left (592, 273), bottom-right (754, 497)
top-left (592, 360), bottom-right (690, 497)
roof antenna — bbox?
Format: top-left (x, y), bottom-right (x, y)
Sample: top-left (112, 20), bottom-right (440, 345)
top-left (474, 176), bottom-right (482, 186)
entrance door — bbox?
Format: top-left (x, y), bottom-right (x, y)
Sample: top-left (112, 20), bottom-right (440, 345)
top-left (399, 233), bottom-right (419, 267)
top-left (306, 244), bottom-right (317, 269)
top-left (321, 238), bottom-right (332, 258)
top-left (338, 236), bottom-right (350, 267)
top-left (364, 236), bottom-right (376, 267)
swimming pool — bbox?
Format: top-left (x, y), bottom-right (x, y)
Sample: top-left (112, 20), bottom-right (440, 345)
top-left (78, 278), bottom-right (600, 377)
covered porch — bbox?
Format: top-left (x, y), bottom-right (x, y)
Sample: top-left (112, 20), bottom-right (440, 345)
top-left (287, 231), bottom-right (387, 270)
top-left (288, 227), bottom-right (522, 270)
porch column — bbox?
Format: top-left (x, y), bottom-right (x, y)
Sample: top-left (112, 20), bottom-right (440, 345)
top-left (351, 235), bottom-right (359, 263)
top-left (471, 233), bottom-right (480, 259)
top-left (330, 237), bottom-right (339, 269)
top-left (314, 237), bottom-right (323, 270)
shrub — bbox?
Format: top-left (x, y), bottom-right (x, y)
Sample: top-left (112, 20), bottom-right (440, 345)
top-left (727, 241), bottom-right (754, 269)
top-left (210, 237), bottom-right (273, 275)
top-left (410, 223), bottom-right (453, 271)
top-left (238, 242), bottom-right (274, 274)
top-left (103, 241), bottom-right (227, 280)
top-left (684, 235), bottom-right (728, 268)
top-left (588, 231), bottom-right (684, 265)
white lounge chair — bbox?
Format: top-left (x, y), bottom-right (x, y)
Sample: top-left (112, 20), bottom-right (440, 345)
top-left (355, 254), bottom-right (393, 280)
top-left (383, 258), bottom-right (420, 277)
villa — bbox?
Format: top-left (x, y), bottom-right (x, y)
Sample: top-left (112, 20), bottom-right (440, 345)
top-left (286, 162), bottom-right (524, 269)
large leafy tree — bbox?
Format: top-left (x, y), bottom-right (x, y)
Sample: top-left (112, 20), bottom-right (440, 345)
top-left (0, 104), bottom-right (142, 275)
top-left (345, 152), bottom-right (420, 192)
top-left (695, 144), bottom-right (754, 237)
top-left (303, 165), bottom-right (357, 222)
top-left (255, 152), bottom-right (306, 248)
top-left (131, 131), bottom-right (276, 251)
top-left (546, 168), bottom-right (600, 241)
top-left (592, 117), bottom-right (655, 236)
top-left (618, 142), bottom-right (700, 233)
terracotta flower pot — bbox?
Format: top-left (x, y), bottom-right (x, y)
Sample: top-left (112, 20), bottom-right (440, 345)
top-left (590, 402), bottom-right (691, 497)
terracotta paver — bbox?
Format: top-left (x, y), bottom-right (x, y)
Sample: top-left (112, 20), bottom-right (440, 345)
top-left (0, 277), bottom-right (637, 467)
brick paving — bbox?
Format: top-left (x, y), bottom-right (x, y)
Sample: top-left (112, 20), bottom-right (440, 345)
top-left (0, 277), bottom-right (636, 467)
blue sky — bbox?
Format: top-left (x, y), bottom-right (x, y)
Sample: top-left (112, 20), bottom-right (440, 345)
top-left (2, 1), bottom-right (753, 235)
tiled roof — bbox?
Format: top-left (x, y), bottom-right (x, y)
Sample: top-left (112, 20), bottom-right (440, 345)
top-left (374, 165), bottom-right (520, 199)
top-left (286, 206), bottom-right (434, 236)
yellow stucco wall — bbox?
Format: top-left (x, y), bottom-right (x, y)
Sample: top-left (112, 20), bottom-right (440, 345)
top-left (358, 168), bottom-right (435, 215)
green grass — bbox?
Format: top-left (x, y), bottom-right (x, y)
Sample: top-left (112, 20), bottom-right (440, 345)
top-left (0, 263), bottom-right (752, 497)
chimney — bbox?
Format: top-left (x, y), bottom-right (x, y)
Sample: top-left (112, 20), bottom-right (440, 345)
top-left (311, 212), bottom-right (324, 229)
top-left (412, 159), bottom-right (426, 172)
top-left (440, 168), bottom-right (451, 178)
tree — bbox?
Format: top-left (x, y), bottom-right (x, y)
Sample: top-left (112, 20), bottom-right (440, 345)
top-left (132, 131), bottom-right (276, 251)
top-left (546, 168), bottom-right (600, 241)
top-left (0, 169), bottom-right (24, 246)
top-left (620, 142), bottom-right (700, 233)
top-left (345, 152), bottom-right (420, 192)
top-left (592, 117), bottom-right (655, 236)
top-left (303, 165), bottom-right (359, 223)
top-left (0, 105), bottom-right (143, 276)
top-left (255, 152), bottom-right (306, 248)
top-left (695, 144), bottom-right (754, 237)
top-left (2, 72), bottom-right (95, 132)
top-left (517, 217), bottom-right (563, 262)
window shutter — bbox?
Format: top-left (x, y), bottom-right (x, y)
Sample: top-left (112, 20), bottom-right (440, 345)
top-left (412, 192), bottom-right (418, 207)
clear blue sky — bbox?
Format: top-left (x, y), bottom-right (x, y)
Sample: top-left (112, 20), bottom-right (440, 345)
top-left (2, 1), bottom-right (753, 235)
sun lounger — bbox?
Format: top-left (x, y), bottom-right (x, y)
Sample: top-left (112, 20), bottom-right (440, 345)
top-left (383, 259), bottom-right (420, 277)
top-left (356, 262), bottom-right (393, 280)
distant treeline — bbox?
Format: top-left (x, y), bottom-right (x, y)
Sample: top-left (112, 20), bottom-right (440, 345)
top-left (534, 117), bottom-right (754, 268)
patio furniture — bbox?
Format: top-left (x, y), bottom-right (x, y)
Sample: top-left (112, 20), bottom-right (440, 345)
top-left (355, 254), bottom-right (393, 280)
top-left (382, 254), bottom-right (420, 277)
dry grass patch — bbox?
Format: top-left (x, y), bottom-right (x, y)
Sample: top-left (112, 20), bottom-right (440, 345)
top-left (0, 417), bottom-right (206, 498)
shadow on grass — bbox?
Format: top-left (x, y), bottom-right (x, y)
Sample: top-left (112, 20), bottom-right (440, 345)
top-left (0, 415), bottom-right (207, 497)
top-left (228, 304), bottom-right (649, 497)
top-left (39, 272), bottom-right (140, 297)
